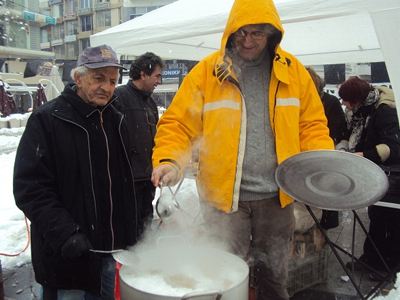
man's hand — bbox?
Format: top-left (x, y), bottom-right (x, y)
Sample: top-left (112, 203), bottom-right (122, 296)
top-left (61, 232), bottom-right (92, 260)
top-left (151, 164), bottom-right (180, 187)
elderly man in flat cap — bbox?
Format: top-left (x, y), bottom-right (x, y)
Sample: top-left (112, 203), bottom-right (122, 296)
top-left (14, 45), bottom-right (148, 300)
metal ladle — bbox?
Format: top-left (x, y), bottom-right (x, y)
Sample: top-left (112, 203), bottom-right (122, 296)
top-left (155, 178), bottom-right (184, 222)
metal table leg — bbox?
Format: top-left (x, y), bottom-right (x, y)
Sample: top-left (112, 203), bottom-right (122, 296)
top-left (305, 205), bottom-right (396, 299)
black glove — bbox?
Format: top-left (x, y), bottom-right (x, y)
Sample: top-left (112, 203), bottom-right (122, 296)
top-left (61, 232), bottom-right (92, 260)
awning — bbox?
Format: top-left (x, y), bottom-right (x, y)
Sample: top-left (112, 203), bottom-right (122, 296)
top-left (0, 46), bottom-right (55, 59)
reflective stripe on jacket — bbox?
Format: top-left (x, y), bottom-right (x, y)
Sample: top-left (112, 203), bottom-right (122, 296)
top-left (153, 0), bottom-right (334, 212)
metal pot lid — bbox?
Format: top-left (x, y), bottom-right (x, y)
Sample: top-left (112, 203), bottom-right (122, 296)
top-left (275, 150), bottom-right (389, 211)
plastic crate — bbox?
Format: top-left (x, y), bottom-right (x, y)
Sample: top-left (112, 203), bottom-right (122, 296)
top-left (288, 245), bottom-right (329, 296)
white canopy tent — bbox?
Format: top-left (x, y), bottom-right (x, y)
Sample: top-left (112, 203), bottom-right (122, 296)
top-left (91, 0), bottom-right (400, 119)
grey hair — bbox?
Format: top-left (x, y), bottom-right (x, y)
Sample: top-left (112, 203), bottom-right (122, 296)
top-left (70, 66), bottom-right (120, 83)
top-left (70, 66), bottom-right (89, 81)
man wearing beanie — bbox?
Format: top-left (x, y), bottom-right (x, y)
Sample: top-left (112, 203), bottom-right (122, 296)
top-left (14, 45), bottom-right (146, 299)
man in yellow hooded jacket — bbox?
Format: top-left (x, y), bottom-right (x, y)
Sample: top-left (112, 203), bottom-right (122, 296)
top-left (152, 0), bottom-right (334, 299)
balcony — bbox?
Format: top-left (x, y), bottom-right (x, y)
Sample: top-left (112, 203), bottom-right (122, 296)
top-left (93, 26), bottom-right (111, 33)
top-left (110, 0), bottom-right (122, 9)
top-left (64, 35), bottom-right (77, 43)
top-left (94, 2), bottom-right (110, 10)
top-left (63, 13), bottom-right (77, 21)
top-left (51, 38), bottom-right (64, 46)
top-left (78, 7), bottom-right (93, 15)
top-left (48, 0), bottom-right (63, 5)
top-left (77, 31), bottom-right (92, 39)
top-left (40, 42), bottom-right (51, 49)
top-left (39, 1), bottom-right (51, 10)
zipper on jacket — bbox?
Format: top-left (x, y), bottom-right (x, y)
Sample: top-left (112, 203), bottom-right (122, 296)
top-left (227, 75), bottom-right (246, 212)
top-left (118, 113), bottom-right (139, 237)
top-left (98, 109), bottom-right (115, 251)
top-left (272, 81), bottom-right (280, 136)
top-left (99, 110), bottom-right (104, 125)
top-left (53, 114), bottom-right (99, 226)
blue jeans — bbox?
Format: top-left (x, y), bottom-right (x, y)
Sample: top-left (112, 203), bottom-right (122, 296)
top-left (41, 256), bottom-right (116, 300)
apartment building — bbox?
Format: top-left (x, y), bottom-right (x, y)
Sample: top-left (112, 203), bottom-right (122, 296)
top-left (0, 0), bottom-right (52, 57)
top-left (38, 0), bottom-right (175, 59)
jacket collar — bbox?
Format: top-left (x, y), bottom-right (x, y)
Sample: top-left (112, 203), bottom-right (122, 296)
top-left (215, 47), bottom-right (290, 86)
top-left (54, 83), bottom-right (118, 121)
top-left (128, 80), bottom-right (152, 98)
top-left (272, 48), bottom-right (290, 85)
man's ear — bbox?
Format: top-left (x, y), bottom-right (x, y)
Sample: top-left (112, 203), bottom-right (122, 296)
top-left (74, 72), bottom-right (82, 87)
top-left (140, 70), bottom-right (146, 80)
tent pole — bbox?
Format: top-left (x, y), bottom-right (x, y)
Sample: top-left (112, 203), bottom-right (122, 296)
top-left (371, 8), bottom-right (400, 125)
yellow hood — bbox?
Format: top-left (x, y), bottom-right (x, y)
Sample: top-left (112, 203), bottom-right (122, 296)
top-left (220, 0), bottom-right (284, 56)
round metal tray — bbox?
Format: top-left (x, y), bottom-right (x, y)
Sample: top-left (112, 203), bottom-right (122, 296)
top-left (275, 150), bottom-right (389, 210)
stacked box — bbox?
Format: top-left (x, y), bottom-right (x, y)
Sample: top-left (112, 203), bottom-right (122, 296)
top-left (288, 226), bottom-right (329, 296)
top-left (291, 225), bottom-right (326, 259)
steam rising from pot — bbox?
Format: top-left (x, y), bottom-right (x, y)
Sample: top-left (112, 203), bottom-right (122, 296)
top-left (140, 178), bottom-right (235, 253)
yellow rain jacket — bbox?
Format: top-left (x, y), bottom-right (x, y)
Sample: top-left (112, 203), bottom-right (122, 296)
top-left (153, 0), bottom-right (334, 213)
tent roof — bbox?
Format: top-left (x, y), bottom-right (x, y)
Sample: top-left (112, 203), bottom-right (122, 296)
top-left (91, 0), bottom-right (400, 65)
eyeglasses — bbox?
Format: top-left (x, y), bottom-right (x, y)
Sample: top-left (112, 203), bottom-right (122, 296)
top-left (235, 28), bottom-right (267, 41)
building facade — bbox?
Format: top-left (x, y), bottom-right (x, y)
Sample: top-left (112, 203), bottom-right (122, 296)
top-left (0, 0), bottom-right (51, 55)
top-left (37, 0), bottom-right (175, 59)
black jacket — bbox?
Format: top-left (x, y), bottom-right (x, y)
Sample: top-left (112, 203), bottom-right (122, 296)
top-left (353, 100), bottom-right (400, 202)
top-left (13, 84), bottom-right (143, 293)
top-left (115, 81), bottom-right (159, 181)
top-left (354, 103), bottom-right (400, 165)
top-left (321, 92), bottom-right (347, 144)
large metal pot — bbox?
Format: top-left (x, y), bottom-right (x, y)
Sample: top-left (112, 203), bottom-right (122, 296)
top-left (118, 247), bottom-right (249, 300)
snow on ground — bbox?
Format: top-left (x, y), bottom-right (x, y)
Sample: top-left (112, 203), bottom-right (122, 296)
top-left (0, 125), bottom-right (31, 270)
top-left (374, 274), bottom-right (400, 299)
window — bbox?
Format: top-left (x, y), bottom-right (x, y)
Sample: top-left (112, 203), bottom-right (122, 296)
top-left (80, 15), bottom-right (92, 32)
top-left (80, 0), bottom-right (91, 9)
top-left (65, 21), bottom-right (78, 35)
top-left (147, 6), bottom-right (159, 12)
top-left (52, 24), bottom-right (64, 40)
top-left (65, 0), bottom-right (76, 15)
top-left (51, 4), bottom-right (64, 18)
top-left (40, 27), bottom-right (50, 43)
top-left (66, 43), bottom-right (78, 58)
top-left (80, 38), bottom-right (90, 51)
top-left (96, 10), bottom-right (111, 28)
top-left (129, 6), bottom-right (160, 20)
top-left (53, 45), bottom-right (65, 59)
top-left (0, 25), bottom-right (4, 46)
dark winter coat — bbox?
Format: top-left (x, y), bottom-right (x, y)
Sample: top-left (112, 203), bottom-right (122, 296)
top-left (13, 84), bottom-right (142, 294)
top-left (353, 99), bottom-right (400, 165)
top-left (351, 87), bottom-right (400, 202)
top-left (321, 92), bottom-right (347, 144)
top-left (114, 80), bottom-right (159, 181)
